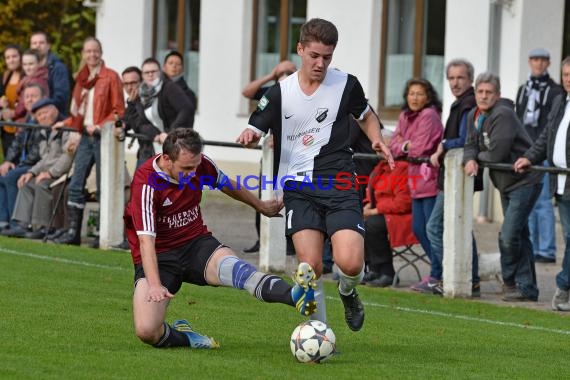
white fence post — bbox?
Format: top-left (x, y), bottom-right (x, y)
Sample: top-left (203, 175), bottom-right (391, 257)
top-left (259, 137), bottom-right (286, 272)
top-left (99, 122), bottom-right (125, 250)
top-left (442, 148), bottom-right (473, 297)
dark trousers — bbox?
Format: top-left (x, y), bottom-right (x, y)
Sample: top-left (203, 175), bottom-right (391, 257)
top-left (364, 214), bottom-right (394, 276)
top-left (499, 183), bottom-right (542, 299)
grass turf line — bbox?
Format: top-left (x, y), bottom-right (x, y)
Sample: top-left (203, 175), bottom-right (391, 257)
top-left (1, 237), bottom-right (569, 379)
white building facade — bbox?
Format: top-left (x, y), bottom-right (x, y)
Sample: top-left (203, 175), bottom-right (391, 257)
top-left (92, 0), bottom-right (567, 220)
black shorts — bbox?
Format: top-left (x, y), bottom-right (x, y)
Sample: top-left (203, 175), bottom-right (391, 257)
top-left (283, 180), bottom-right (365, 238)
top-left (134, 234), bottom-right (225, 294)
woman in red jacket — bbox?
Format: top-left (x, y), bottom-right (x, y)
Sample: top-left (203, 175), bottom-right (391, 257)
top-left (362, 160), bottom-right (417, 287)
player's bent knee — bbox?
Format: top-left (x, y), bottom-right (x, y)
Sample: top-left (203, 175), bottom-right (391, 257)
top-left (336, 262), bottom-right (364, 277)
top-left (134, 323), bottom-right (163, 345)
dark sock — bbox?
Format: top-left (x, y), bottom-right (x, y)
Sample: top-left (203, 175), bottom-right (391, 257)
top-left (255, 275), bottom-right (294, 306)
top-left (153, 323), bottom-right (190, 348)
top-left (379, 264), bottom-right (395, 277)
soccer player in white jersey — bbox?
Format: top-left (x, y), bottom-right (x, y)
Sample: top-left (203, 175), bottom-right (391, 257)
top-left (237, 18), bottom-right (393, 331)
top-left (125, 128), bottom-right (317, 349)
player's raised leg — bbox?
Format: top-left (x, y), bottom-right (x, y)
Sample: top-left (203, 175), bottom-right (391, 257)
top-left (133, 278), bottom-right (218, 348)
top-left (331, 229), bottom-right (365, 331)
top-left (292, 229), bottom-right (327, 322)
top-left (206, 247), bottom-right (316, 315)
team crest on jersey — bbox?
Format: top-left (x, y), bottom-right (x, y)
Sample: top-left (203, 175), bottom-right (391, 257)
top-left (315, 108), bottom-right (328, 123)
top-left (257, 95), bottom-right (269, 111)
top-left (302, 134), bottom-right (315, 146)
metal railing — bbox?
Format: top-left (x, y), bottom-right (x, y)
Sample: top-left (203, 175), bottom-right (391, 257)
top-left (352, 151), bottom-right (570, 174)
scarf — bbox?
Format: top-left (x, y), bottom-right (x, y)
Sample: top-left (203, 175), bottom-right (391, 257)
top-left (170, 73), bottom-right (184, 83)
top-left (523, 72), bottom-right (550, 127)
top-left (17, 66), bottom-right (50, 98)
top-left (69, 64), bottom-right (100, 132)
top-left (139, 77), bottom-right (163, 109)
top-left (71, 64), bottom-right (100, 117)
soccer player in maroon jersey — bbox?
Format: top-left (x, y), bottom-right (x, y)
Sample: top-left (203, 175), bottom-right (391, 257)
top-left (124, 128), bottom-right (316, 349)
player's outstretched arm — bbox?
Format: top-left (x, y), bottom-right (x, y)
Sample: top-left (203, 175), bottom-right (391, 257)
top-left (236, 128), bottom-right (262, 149)
top-left (358, 109), bottom-right (394, 169)
top-left (139, 234), bottom-right (174, 302)
top-left (220, 178), bottom-right (283, 217)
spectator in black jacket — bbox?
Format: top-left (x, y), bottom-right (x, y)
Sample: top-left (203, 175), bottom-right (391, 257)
top-left (162, 51), bottom-right (197, 127)
top-left (463, 72), bottom-right (543, 302)
top-left (515, 56), bottom-right (570, 311)
top-left (123, 58), bottom-right (194, 167)
top-left (515, 48), bottom-right (564, 264)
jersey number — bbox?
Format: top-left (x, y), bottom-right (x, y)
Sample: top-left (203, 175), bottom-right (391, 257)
top-left (287, 209), bottom-right (293, 230)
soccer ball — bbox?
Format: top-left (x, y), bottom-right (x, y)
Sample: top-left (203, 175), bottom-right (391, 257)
top-left (290, 320), bottom-right (336, 363)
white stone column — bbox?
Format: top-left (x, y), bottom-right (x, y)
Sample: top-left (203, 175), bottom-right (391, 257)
top-left (259, 138), bottom-right (286, 272)
top-left (442, 149), bottom-right (473, 298)
top-left (99, 122), bottom-right (125, 250)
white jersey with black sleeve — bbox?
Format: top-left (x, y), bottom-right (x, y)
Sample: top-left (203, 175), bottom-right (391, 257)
top-left (247, 69), bottom-right (370, 190)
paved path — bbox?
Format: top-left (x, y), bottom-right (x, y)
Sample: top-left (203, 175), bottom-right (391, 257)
top-left (200, 190), bottom-right (565, 313)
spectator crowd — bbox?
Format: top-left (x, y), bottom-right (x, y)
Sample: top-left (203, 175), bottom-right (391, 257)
top-left (2, 31), bottom-right (570, 312)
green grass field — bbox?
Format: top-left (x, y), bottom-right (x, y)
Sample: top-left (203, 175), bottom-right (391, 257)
top-left (1, 236), bottom-right (570, 380)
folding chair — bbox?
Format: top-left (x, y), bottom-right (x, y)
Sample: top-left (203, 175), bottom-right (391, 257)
top-left (388, 213), bottom-right (430, 286)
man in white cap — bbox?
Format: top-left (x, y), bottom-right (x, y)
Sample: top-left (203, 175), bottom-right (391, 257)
top-left (515, 48), bottom-right (563, 263)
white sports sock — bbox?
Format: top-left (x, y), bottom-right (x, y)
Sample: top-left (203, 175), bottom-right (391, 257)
top-left (337, 266), bottom-right (364, 296)
top-left (310, 278), bottom-right (327, 323)
top-left (217, 256), bottom-right (264, 295)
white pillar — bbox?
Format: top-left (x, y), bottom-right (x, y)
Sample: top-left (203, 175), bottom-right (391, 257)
top-left (499, 0), bottom-right (565, 94)
top-left (442, 149), bottom-right (473, 297)
top-left (259, 138), bottom-right (286, 272)
top-left (99, 122), bottom-right (125, 249)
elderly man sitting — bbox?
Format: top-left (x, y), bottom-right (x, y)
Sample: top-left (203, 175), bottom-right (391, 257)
top-left (3, 98), bottom-right (78, 239)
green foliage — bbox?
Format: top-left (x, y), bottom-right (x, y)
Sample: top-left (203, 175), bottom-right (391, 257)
top-left (1, 237), bottom-right (570, 379)
top-left (0, 0), bottom-right (95, 73)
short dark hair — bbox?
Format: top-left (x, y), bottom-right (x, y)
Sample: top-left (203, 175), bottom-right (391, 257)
top-left (299, 18), bottom-right (338, 47)
top-left (164, 51), bottom-right (184, 65)
top-left (122, 66), bottom-right (142, 79)
top-left (3, 44), bottom-right (22, 57)
top-left (402, 77), bottom-right (443, 113)
top-left (22, 49), bottom-right (41, 62)
top-left (142, 57), bottom-right (161, 67)
top-left (163, 128), bottom-right (203, 161)
top-left (31, 31), bottom-right (50, 44)
top-left (23, 82), bottom-right (46, 97)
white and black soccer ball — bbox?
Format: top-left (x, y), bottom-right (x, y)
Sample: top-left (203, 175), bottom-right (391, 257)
top-left (290, 320), bottom-right (336, 363)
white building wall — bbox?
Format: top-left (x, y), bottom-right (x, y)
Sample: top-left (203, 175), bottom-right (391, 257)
top-left (197, 0), bottom-right (248, 143)
top-left (93, 0), bottom-right (568, 177)
top-left (196, 0), bottom-right (262, 169)
top-left (94, 0), bottom-right (153, 74)
top-left (443, 0), bottom-right (491, 121)
top-left (307, 0), bottom-right (382, 107)
top-left (511, 0), bottom-right (565, 86)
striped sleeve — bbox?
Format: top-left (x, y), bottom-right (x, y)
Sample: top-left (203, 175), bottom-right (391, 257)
top-left (139, 184), bottom-right (155, 235)
top-left (132, 182), bottom-right (157, 237)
